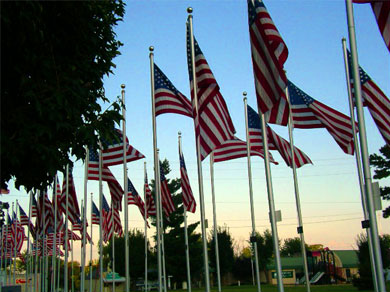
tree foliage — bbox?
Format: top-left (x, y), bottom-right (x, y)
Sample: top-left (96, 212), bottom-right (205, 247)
top-left (280, 237), bottom-right (308, 257)
top-left (369, 144), bottom-right (390, 218)
top-left (353, 233), bottom-right (390, 290)
top-left (253, 229), bottom-right (274, 282)
top-left (1, 0), bottom-right (125, 191)
top-left (232, 247), bottom-right (253, 284)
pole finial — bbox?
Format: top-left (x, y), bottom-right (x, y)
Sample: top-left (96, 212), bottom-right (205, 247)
top-left (342, 37), bottom-right (346, 42)
top-left (187, 7), bottom-right (193, 14)
top-left (121, 84), bottom-right (125, 89)
top-left (149, 46), bottom-right (154, 52)
top-left (178, 131), bottom-right (182, 136)
top-left (243, 91), bottom-right (247, 101)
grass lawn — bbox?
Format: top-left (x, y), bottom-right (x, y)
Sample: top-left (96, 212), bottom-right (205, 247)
top-left (188, 284), bottom-right (382, 292)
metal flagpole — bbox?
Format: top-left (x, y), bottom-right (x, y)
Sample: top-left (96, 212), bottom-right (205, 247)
top-left (12, 202), bottom-right (16, 285)
top-left (81, 149), bottom-right (89, 292)
top-left (40, 247), bottom-right (43, 292)
top-left (187, 8), bottom-right (211, 292)
top-left (121, 84), bottom-right (130, 292)
top-left (0, 226), bottom-right (3, 285)
top-left (258, 110), bottom-right (284, 292)
top-left (341, 37), bottom-right (379, 292)
top-left (26, 191), bottom-right (33, 292)
top-left (285, 88), bottom-right (311, 292)
top-left (243, 94), bottom-right (262, 292)
top-left (64, 165), bottom-right (70, 292)
top-left (90, 192), bottom-right (94, 292)
top-left (111, 200), bottom-right (115, 292)
top-left (149, 46), bottom-right (163, 292)
top-left (57, 255), bottom-right (60, 292)
top-left (98, 144), bottom-right (104, 292)
top-left (345, 1), bottom-right (386, 291)
top-left (33, 208), bottom-right (39, 292)
top-left (71, 223), bottom-right (74, 292)
top-left (157, 150), bottom-right (168, 292)
top-left (209, 153), bottom-right (222, 292)
top-left (52, 176), bottom-right (58, 292)
top-left (178, 132), bottom-right (192, 292)
top-left (5, 208), bottom-right (10, 285)
top-left (144, 162), bottom-right (148, 292)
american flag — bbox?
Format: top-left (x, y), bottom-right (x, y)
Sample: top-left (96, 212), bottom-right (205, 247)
top-left (247, 0), bottom-right (289, 119)
top-left (144, 170), bottom-right (156, 217)
top-left (18, 205), bottom-right (29, 226)
top-left (31, 195), bottom-right (38, 218)
top-left (159, 162), bottom-right (175, 217)
top-left (60, 169), bottom-right (80, 225)
top-left (102, 195), bottom-right (113, 243)
top-left (53, 177), bottom-right (64, 233)
top-left (112, 207), bottom-right (123, 237)
top-left (288, 80), bottom-right (355, 155)
top-left (353, 1), bottom-right (390, 52)
top-left (87, 149), bottom-right (124, 211)
top-left (154, 63), bottom-right (193, 118)
top-left (247, 105), bottom-right (312, 168)
top-left (127, 178), bottom-right (146, 220)
top-left (186, 25), bottom-right (236, 160)
top-left (348, 52), bottom-right (390, 145)
top-left (91, 201), bottom-right (100, 225)
top-left (179, 148), bottom-right (196, 213)
top-left (101, 128), bottom-right (145, 167)
top-left (212, 137), bottom-right (278, 164)
top-left (11, 217), bottom-right (25, 252)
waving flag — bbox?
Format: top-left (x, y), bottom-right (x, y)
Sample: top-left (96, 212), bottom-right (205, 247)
top-left (102, 195), bottom-right (113, 243)
top-left (112, 208), bottom-right (123, 236)
top-left (288, 81), bottom-right (355, 155)
top-left (159, 163), bottom-right (175, 217)
top-left (18, 205), bottom-right (29, 226)
top-left (353, 1), bottom-right (390, 52)
top-left (31, 195), bottom-right (38, 218)
top-left (127, 178), bottom-right (147, 219)
top-left (247, 105), bottom-right (312, 168)
top-left (212, 137), bottom-right (277, 164)
top-left (186, 25), bottom-right (236, 160)
top-left (247, 0), bottom-right (289, 120)
top-left (154, 63), bottom-right (193, 118)
top-left (144, 170), bottom-right (156, 217)
top-left (91, 201), bottom-right (100, 225)
top-left (53, 176), bottom-right (64, 232)
top-left (60, 169), bottom-right (80, 225)
top-left (101, 129), bottom-right (145, 166)
top-left (179, 148), bottom-right (196, 213)
top-left (348, 52), bottom-right (390, 145)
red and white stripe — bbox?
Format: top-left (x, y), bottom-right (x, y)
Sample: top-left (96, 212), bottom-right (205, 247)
top-left (247, 0), bottom-right (289, 117)
top-left (160, 173), bottom-right (175, 218)
top-left (179, 150), bottom-right (196, 213)
top-left (60, 171), bottom-right (80, 225)
top-left (145, 182), bottom-right (156, 217)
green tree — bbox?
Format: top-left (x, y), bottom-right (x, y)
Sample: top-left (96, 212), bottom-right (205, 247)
top-left (280, 237), bottom-right (308, 257)
top-left (353, 233), bottom-right (390, 290)
top-left (369, 144), bottom-right (390, 218)
top-left (253, 229), bottom-right (274, 283)
top-left (150, 159), bottom-right (203, 288)
top-left (232, 246), bottom-right (253, 284)
top-left (1, 0), bottom-right (125, 191)
top-left (208, 226), bottom-right (235, 283)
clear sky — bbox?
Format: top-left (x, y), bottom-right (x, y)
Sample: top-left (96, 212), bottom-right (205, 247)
top-left (3, 0), bottom-right (389, 262)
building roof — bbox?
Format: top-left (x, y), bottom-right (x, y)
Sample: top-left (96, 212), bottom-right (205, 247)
top-left (267, 257), bottom-right (305, 270)
top-left (333, 250), bottom-right (359, 268)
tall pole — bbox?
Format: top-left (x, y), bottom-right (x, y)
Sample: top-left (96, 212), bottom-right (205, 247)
top-left (26, 191), bottom-right (33, 292)
top-left (64, 165), bottom-right (70, 292)
top-left (149, 46), bottom-right (163, 292)
top-left (285, 88), bottom-right (311, 292)
top-left (341, 37), bottom-right (379, 292)
top-left (98, 144), bottom-right (104, 292)
top-left (81, 149), bottom-right (89, 292)
top-left (187, 8), bottom-right (211, 292)
top-left (90, 193), bottom-right (94, 292)
top-left (345, 1), bottom-right (386, 291)
top-left (258, 110), bottom-right (284, 292)
top-left (144, 162), bottom-right (149, 292)
top-left (121, 83), bottom-right (130, 292)
top-left (52, 176), bottom-right (58, 292)
top-left (12, 202), bottom-right (16, 285)
top-left (71, 224), bottom-right (74, 292)
top-left (243, 94), bottom-right (262, 292)
top-left (179, 132), bottom-right (192, 292)
top-left (111, 200), bottom-right (116, 292)
top-left (34, 210), bottom-right (39, 292)
top-left (5, 208), bottom-right (10, 286)
top-left (209, 153), bottom-right (222, 292)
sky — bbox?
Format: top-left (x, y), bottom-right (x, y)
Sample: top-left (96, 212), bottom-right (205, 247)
top-left (3, 0), bottom-right (389, 263)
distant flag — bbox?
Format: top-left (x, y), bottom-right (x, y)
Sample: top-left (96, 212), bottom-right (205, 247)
top-left (179, 147), bottom-right (196, 213)
top-left (347, 51), bottom-right (390, 145)
top-left (112, 208), bottom-right (123, 237)
top-left (247, 105), bottom-right (312, 168)
top-left (60, 169), bottom-right (80, 225)
top-left (154, 63), bottom-right (193, 118)
top-left (353, 1), bottom-right (390, 52)
top-left (101, 195), bottom-right (113, 243)
top-left (186, 25), bottom-right (236, 160)
top-left (31, 195), bottom-right (38, 218)
top-left (212, 137), bottom-right (278, 164)
top-left (288, 80), bottom-right (356, 155)
top-left (127, 178), bottom-right (147, 220)
top-left (101, 129), bottom-right (145, 167)
top-left (91, 201), bottom-right (100, 225)
top-left (144, 170), bottom-right (156, 217)
top-left (18, 205), bottom-right (29, 226)
top-left (0, 189), bottom-right (10, 194)
top-left (159, 162), bottom-right (175, 217)
top-left (247, 0), bottom-right (289, 120)
top-left (53, 176), bottom-right (64, 233)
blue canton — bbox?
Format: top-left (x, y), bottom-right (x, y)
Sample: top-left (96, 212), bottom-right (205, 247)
top-left (288, 81), bottom-right (314, 106)
top-left (247, 105), bottom-right (261, 130)
top-left (127, 178), bottom-right (139, 197)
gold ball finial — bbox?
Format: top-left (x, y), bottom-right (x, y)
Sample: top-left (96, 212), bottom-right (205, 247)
top-left (178, 131), bottom-right (182, 136)
top-left (121, 84), bottom-right (125, 89)
top-left (243, 91), bottom-right (247, 101)
top-left (149, 46), bottom-right (154, 52)
top-left (187, 7), bottom-right (193, 14)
